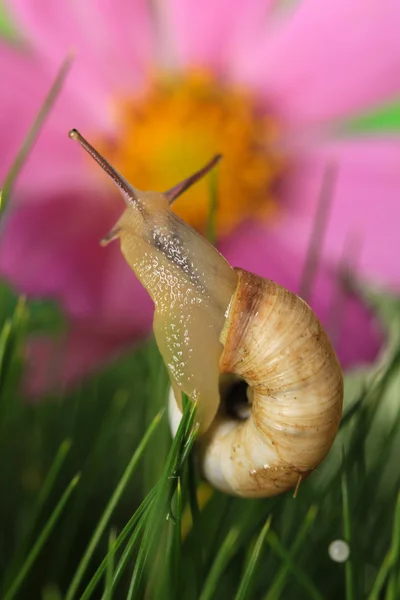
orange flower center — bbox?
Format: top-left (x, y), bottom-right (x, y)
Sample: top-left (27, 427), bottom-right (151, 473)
top-left (96, 71), bottom-right (283, 235)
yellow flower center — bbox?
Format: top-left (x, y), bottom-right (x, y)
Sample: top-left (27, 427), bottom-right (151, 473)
top-left (97, 71), bottom-right (283, 235)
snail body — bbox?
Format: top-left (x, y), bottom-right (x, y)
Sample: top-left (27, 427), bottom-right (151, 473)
top-left (69, 130), bottom-right (343, 499)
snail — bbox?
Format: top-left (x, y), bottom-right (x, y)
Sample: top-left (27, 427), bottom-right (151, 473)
top-left (69, 129), bottom-right (343, 499)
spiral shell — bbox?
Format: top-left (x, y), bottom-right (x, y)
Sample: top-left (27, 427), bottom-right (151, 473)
top-left (170, 268), bottom-right (343, 498)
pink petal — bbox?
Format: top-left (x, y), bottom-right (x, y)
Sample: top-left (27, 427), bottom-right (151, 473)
top-left (0, 41), bottom-right (103, 194)
top-left (6, 0), bottom-right (155, 118)
top-left (274, 137), bottom-right (400, 291)
top-left (230, 0), bottom-right (400, 126)
top-left (0, 188), bottom-right (153, 335)
top-left (167, 0), bottom-right (276, 73)
top-left (219, 222), bottom-right (383, 369)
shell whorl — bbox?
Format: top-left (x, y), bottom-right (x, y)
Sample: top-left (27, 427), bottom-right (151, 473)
top-left (170, 268), bottom-right (344, 498)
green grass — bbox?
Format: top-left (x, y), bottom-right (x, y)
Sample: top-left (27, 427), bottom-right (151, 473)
top-left (0, 282), bottom-right (399, 600)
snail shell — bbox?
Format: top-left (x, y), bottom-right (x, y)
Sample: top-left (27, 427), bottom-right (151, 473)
top-left (169, 269), bottom-right (343, 498)
top-left (69, 130), bottom-right (344, 499)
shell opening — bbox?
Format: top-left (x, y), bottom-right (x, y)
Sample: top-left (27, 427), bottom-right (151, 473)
top-left (219, 374), bottom-right (252, 421)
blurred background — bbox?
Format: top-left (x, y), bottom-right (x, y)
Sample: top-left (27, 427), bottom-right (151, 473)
top-left (1, 1), bottom-right (400, 598)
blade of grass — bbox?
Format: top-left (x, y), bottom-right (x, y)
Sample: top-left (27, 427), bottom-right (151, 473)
top-left (3, 473), bottom-right (80, 600)
top-left (41, 584), bottom-right (63, 600)
top-left (126, 398), bottom-right (197, 599)
top-left (103, 529), bottom-right (116, 600)
top-left (185, 449), bottom-right (204, 597)
top-left (3, 438), bottom-right (72, 587)
top-left (368, 493), bottom-right (400, 600)
top-left (368, 551), bottom-right (392, 600)
top-left (234, 516), bottom-right (272, 600)
top-left (149, 479), bottom-right (184, 600)
top-left (385, 492), bottom-right (400, 600)
top-left (65, 409), bottom-right (164, 600)
top-left (151, 477), bottom-right (183, 600)
top-left (299, 163), bottom-right (337, 301)
top-left (206, 168), bottom-right (219, 245)
top-left (341, 456), bottom-right (354, 600)
top-left (0, 319), bottom-right (12, 378)
top-left (148, 479), bottom-right (184, 600)
top-left (54, 389), bottom-right (129, 573)
top-left (187, 447), bottom-right (200, 524)
top-left (143, 338), bottom-right (169, 490)
top-left (81, 489), bottom-right (156, 600)
top-left (266, 531), bottom-right (324, 600)
top-left (34, 439), bottom-right (72, 517)
top-left (326, 234), bottom-right (362, 347)
top-left (199, 528), bottom-right (239, 600)
top-left (0, 2), bottom-right (18, 38)
top-left (171, 479), bottom-right (183, 594)
top-left (341, 345), bottom-right (400, 429)
top-left (178, 423), bottom-right (200, 467)
top-left (264, 505), bottom-right (318, 600)
top-left (0, 297), bottom-right (28, 406)
top-left (0, 55), bottom-right (73, 213)
top-left (107, 490), bottom-right (159, 598)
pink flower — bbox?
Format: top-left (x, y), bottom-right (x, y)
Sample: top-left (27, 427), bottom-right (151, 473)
top-left (0, 0), bottom-right (397, 392)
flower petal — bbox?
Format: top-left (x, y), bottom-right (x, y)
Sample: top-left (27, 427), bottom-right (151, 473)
top-left (219, 221), bottom-right (383, 369)
top-left (167, 0), bottom-right (276, 73)
top-left (0, 41), bottom-right (102, 195)
top-left (231, 0), bottom-right (400, 126)
top-left (6, 0), bottom-right (155, 115)
top-left (274, 137), bottom-right (400, 291)
top-left (0, 188), bottom-right (153, 335)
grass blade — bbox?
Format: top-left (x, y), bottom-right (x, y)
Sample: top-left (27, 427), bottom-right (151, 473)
top-left (386, 492), bottom-right (400, 599)
top-left (1, 55), bottom-right (73, 213)
top-left (264, 505), bottom-right (318, 600)
top-left (168, 478), bottom-right (183, 598)
top-left (0, 297), bottom-right (28, 407)
top-left (3, 438), bottom-right (72, 587)
top-left (54, 390), bottom-right (129, 572)
top-left (266, 531), bottom-right (324, 600)
top-left (206, 168), bottom-right (219, 245)
top-left (3, 474), bottom-right (80, 600)
top-left (147, 479), bottom-right (183, 600)
top-left (108, 490), bottom-right (158, 596)
top-left (368, 550), bottom-right (392, 600)
top-left (35, 439), bottom-right (72, 517)
top-left (187, 450), bottom-right (200, 526)
top-left (65, 409), bottom-right (164, 600)
top-left (234, 516), bottom-right (272, 600)
top-left (199, 528), bottom-right (239, 600)
top-left (341, 345), bottom-right (400, 430)
top-left (0, 319), bottom-right (12, 379)
top-left (341, 463), bottom-right (354, 600)
top-left (103, 529), bottom-right (116, 600)
top-left (368, 493), bottom-right (400, 600)
top-left (126, 398), bottom-right (197, 599)
top-left (81, 490), bottom-right (156, 600)
top-left (299, 164), bottom-right (336, 301)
